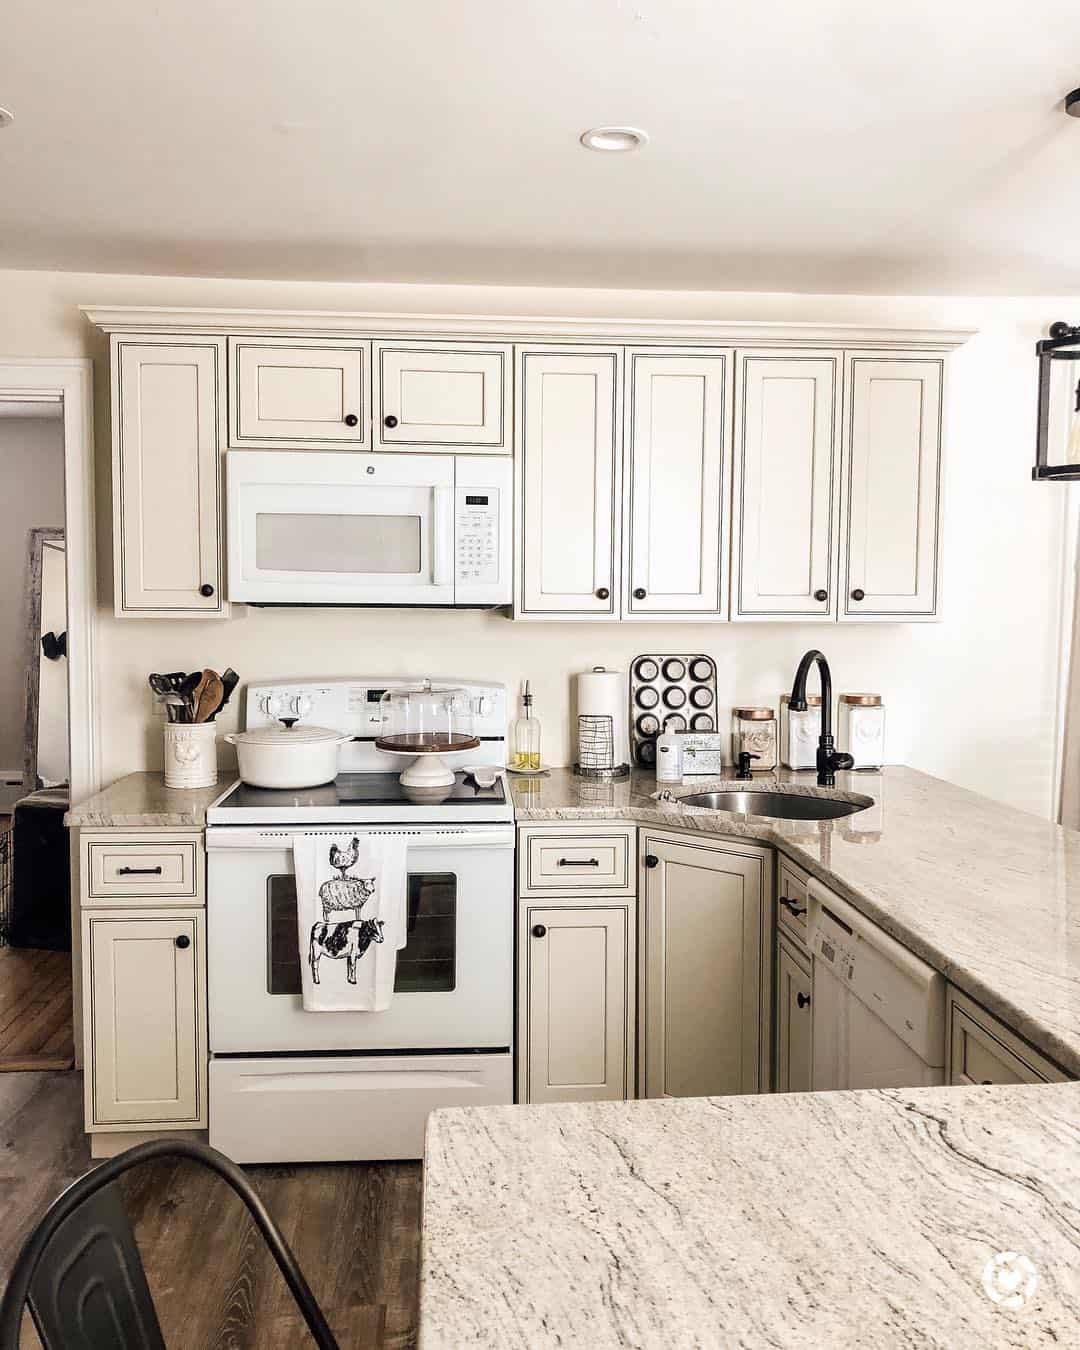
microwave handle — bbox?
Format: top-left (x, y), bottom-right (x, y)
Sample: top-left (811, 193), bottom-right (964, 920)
top-left (433, 486), bottom-right (455, 589)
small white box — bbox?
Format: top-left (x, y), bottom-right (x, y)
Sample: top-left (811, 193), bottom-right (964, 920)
top-left (676, 733), bottom-right (727, 777)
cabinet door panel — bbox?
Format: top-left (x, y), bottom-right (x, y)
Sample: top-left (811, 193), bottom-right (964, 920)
top-left (375, 342), bottom-right (511, 450)
top-left (733, 351), bottom-right (841, 619)
top-left (517, 347), bottom-right (621, 617)
top-left (776, 936), bottom-right (812, 1093)
top-left (522, 906), bottom-right (633, 1104)
top-left (230, 338), bottom-right (370, 447)
top-left (641, 835), bottom-right (768, 1098)
top-left (842, 355), bottom-right (943, 618)
top-left (114, 338), bottom-right (226, 615)
top-left (625, 350), bottom-right (730, 617)
top-left (85, 911), bottom-right (206, 1127)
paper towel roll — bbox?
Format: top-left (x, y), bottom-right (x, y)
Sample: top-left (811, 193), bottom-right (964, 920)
top-left (576, 666), bottom-right (630, 772)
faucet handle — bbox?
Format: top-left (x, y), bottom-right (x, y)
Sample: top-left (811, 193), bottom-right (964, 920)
top-left (735, 751), bottom-right (761, 781)
top-left (832, 751), bottom-right (855, 771)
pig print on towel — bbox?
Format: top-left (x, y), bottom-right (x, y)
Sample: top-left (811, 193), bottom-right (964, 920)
top-left (317, 836), bottom-right (377, 921)
top-left (309, 918), bottom-right (385, 985)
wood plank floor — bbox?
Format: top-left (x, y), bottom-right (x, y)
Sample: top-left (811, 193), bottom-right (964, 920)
top-left (1, 1072), bottom-right (423, 1348)
top-left (0, 947), bottom-right (75, 1072)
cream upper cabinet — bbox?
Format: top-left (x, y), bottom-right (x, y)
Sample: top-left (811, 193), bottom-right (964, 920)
top-left (840, 354), bottom-right (944, 619)
top-left (228, 338), bottom-right (371, 448)
top-left (624, 349), bottom-right (731, 618)
top-left (775, 935), bottom-right (813, 1094)
top-left (732, 350), bottom-right (842, 620)
top-left (640, 832), bottom-right (771, 1099)
top-left (112, 335), bottom-right (227, 617)
top-left (516, 346), bottom-right (622, 618)
top-left (84, 910), bottom-right (207, 1129)
top-left (374, 341), bottom-right (512, 452)
top-left (520, 904), bottom-right (635, 1104)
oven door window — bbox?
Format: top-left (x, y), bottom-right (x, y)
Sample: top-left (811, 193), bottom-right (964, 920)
top-left (267, 872), bottom-right (457, 995)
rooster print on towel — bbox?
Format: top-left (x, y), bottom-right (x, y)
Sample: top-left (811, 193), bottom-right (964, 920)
top-left (310, 836), bottom-right (382, 986)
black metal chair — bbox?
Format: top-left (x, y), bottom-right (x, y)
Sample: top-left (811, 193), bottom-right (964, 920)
top-left (0, 1138), bottom-right (341, 1349)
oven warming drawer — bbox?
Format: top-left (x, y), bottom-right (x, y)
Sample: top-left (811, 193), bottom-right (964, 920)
top-left (210, 1052), bottom-right (512, 1162)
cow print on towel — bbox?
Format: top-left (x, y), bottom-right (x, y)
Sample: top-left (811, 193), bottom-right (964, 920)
top-left (309, 918), bottom-right (385, 985)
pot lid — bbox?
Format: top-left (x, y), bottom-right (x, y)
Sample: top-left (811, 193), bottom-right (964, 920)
top-left (231, 721), bottom-right (345, 746)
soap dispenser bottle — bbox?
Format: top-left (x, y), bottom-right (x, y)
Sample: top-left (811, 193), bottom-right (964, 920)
top-left (510, 680), bottom-right (542, 771)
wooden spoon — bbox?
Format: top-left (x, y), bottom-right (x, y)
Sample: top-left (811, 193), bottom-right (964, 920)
top-left (194, 669), bottom-right (225, 724)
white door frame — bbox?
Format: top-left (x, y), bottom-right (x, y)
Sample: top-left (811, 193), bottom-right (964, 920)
top-left (1, 359), bottom-right (99, 1068)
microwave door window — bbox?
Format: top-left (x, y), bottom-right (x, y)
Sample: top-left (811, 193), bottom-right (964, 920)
top-left (255, 512), bottom-right (423, 575)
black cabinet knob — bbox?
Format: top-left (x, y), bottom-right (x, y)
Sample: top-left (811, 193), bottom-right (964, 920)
top-left (175, 934), bottom-right (191, 950)
top-left (797, 992), bottom-right (811, 1009)
top-left (851, 588), bottom-right (865, 602)
top-left (596, 587), bottom-right (610, 600)
top-left (814, 589), bottom-right (828, 602)
top-left (531, 924), bottom-right (547, 939)
top-left (199, 584), bottom-right (214, 598)
top-left (644, 854), bottom-right (659, 869)
top-left (383, 414), bottom-right (399, 429)
top-left (344, 413), bottom-right (359, 427)
top-left (633, 587), bottom-right (647, 600)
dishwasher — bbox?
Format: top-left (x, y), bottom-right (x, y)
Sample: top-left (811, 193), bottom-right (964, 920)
top-left (808, 883), bottom-right (946, 1091)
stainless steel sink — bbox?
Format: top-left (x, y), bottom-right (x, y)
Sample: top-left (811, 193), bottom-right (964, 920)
top-left (678, 789), bottom-right (872, 820)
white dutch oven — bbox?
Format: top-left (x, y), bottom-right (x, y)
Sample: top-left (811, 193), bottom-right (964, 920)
top-left (224, 722), bottom-right (351, 789)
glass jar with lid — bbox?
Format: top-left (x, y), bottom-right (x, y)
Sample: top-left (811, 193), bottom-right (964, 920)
top-left (837, 693), bottom-right (885, 770)
top-left (376, 679), bottom-right (478, 787)
top-left (731, 706), bottom-right (777, 771)
top-left (779, 693), bottom-right (822, 770)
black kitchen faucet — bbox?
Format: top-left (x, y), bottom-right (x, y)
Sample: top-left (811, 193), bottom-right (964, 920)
top-left (788, 650), bottom-right (854, 787)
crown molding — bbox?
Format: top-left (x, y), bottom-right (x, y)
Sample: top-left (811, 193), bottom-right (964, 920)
top-left (81, 305), bottom-right (975, 350)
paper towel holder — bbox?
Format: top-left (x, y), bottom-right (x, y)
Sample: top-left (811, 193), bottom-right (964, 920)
top-left (573, 667), bottom-right (631, 780)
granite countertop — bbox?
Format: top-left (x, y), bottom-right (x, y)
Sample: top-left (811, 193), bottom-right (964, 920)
top-left (511, 766), bottom-right (1080, 1077)
top-left (421, 1084), bottom-right (1080, 1348)
top-left (65, 771), bottom-right (234, 828)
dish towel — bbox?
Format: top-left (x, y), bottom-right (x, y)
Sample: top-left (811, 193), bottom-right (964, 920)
top-left (293, 833), bottom-right (408, 1012)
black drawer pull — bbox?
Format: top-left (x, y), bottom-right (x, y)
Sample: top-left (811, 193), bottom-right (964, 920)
top-left (117, 865), bottom-right (163, 876)
top-left (778, 895), bottom-right (806, 917)
top-left (797, 992), bottom-right (811, 1009)
top-left (557, 857), bottom-right (600, 867)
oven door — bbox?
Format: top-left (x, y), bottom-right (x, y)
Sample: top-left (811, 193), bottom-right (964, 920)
top-left (226, 450), bottom-right (455, 604)
top-left (207, 826), bottom-right (513, 1053)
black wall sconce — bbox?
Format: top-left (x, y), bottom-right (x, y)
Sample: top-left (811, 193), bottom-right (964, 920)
top-left (1034, 321), bottom-right (1080, 481)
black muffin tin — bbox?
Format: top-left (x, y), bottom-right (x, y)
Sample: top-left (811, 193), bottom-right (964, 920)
top-left (629, 653), bottom-right (718, 767)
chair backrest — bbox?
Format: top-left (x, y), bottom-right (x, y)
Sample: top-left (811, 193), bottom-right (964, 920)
top-left (24, 1181), bottom-right (166, 1349)
top-left (0, 1138), bottom-right (340, 1350)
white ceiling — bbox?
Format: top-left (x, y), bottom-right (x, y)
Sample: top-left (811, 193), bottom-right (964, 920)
top-left (3, 0), bottom-right (1080, 294)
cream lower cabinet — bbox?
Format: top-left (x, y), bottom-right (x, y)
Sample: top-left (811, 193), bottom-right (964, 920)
top-left (519, 903), bottom-right (635, 1104)
top-left (639, 831), bottom-right (772, 1098)
top-left (83, 909), bottom-right (207, 1131)
top-left (775, 934), bottom-right (813, 1094)
top-left (946, 985), bottom-right (1068, 1086)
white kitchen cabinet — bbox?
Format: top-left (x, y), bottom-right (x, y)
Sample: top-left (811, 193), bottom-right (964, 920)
top-left (83, 909), bottom-right (207, 1129)
top-left (639, 832), bottom-right (771, 1099)
top-left (228, 337), bottom-right (371, 448)
top-left (732, 350), bottom-right (842, 620)
top-left (946, 985), bottom-right (1068, 1086)
top-left (519, 903), bottom-right (635, 1104)
top-left (374, 341), bottom-right (512, 452)
top-left (840, 354), bottom-right (944, 619)
top-left (112, 336), bottom-right (227, 617)
top-left (623, 349), bottom-right (731, 618)
top-left (775, 934), bottom-right (813, 1094)
top-left (515, 346), bottom-right (622, 618)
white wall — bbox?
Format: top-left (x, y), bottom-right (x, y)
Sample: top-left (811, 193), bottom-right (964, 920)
top-left (0, 411), bottom-right (65, 771)
top-left (0, 269), bottom-right (1069, 816)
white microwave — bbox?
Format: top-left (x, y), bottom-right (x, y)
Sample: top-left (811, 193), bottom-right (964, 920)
top-left (226, 451), bottom-right (512, 607)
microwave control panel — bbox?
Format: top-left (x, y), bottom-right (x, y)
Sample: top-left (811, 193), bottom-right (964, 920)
top-left (456, 489), bottom-right (499, 584)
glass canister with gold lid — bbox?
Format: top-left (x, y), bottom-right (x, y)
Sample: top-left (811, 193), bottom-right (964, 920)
top-left (837, 693), bottom-right (885, 770)
top-left (731, 706), bottom-right (778, 772)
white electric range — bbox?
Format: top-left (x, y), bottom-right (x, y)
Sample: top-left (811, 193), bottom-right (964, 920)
top-left (205, 677), bottom-right (515, 1164)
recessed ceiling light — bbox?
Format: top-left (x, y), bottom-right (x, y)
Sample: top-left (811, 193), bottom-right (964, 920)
top-left (1067, 88), bottom-right (1080, 118)
top-left (579, 126), bottom-right (648, 153)
top-left (0, 107), bottom-right (14, 130)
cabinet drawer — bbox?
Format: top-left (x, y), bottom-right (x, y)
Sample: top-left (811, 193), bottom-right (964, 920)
top-left (947, 986), bottom-right (1068, 1086)
top-left (85, 837), bottom-right (201, 902)
top-left (518, 827), bottom-right (635, 896)
top-left (776, 855), bottom-right (810, 948)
